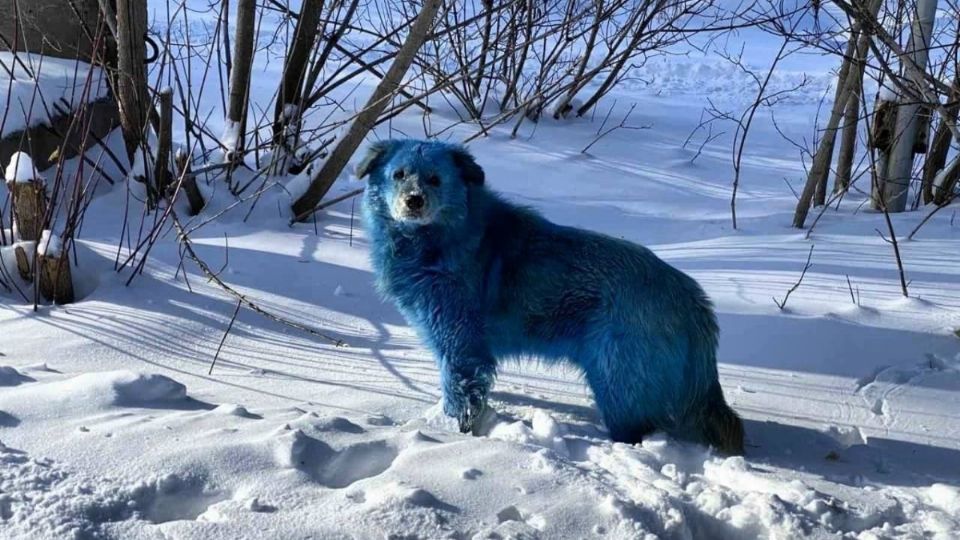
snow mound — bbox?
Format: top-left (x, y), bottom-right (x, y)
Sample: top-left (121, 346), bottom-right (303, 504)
top-left (0, 371), bottom-right (188, 416)
top-left (89, 371), bottom-right (187, 406)
top-left (0, 366), bottom-right (34, 386)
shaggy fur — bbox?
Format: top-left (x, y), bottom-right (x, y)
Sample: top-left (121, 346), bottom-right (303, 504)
top-left (359, 139), bottom-right (744, 454)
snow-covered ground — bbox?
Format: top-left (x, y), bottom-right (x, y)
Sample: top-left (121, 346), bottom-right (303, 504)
top-left (0, 52), bottom-right (108, 138)
top-left (2, 5), bottom-right (960, 540)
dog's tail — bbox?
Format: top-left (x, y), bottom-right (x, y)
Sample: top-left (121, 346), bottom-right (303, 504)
top-left (698, 381), bottom-right (745, 455)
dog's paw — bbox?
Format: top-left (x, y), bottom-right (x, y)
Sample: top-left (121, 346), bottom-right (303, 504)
top-left (442, 381), bottom-right (489, 435)
top-left (457, 393), bottom-right (488, 434)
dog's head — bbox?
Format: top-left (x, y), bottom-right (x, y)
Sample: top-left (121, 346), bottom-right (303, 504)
top-left (357, 139), bottom-right (484, 228)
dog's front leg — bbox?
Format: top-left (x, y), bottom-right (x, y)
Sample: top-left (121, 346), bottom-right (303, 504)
top-left (440, 354), bottom-right (495, 434)
top-left (420, 282), bottom-right (496, 434)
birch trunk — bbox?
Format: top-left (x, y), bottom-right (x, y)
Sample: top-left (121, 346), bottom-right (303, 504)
top-left (875, 0), bottom-right (939, 212)
top-left (922, 75), bottom-right (959, 203)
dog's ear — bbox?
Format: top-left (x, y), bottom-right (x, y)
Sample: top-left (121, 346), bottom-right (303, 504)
top-left (450, 147), bottom-right (485, 186)
top-left (355, 140), bottom-right (395, 179)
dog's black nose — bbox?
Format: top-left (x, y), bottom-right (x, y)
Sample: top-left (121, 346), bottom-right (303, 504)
top-left (405, 194), bottom-right (425, 211)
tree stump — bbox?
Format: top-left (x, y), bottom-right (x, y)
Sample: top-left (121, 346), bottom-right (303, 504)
top-left (39, 253), bottom-right (74, 304)
top-left (175, 150), bottom-right (205, 216)
top-left (9, 181), bottom-right (47, 242)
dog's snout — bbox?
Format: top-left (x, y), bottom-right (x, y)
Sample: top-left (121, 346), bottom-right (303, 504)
top-left (405, 194), bottom-right (425, 211)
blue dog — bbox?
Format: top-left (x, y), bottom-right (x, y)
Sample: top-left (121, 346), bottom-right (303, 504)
top-left (359, 139), bottom-right (744, 454)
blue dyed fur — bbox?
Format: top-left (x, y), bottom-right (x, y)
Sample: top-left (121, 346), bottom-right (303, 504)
top-left (360, 139), bottom-right (744, 454)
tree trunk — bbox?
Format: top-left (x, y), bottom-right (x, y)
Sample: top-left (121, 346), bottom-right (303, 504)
top-left (224, 0), bottom-right (256, 161)
top-left (291, 0), bottom-right (443, 221)
top-left (471, 0), bottom-right (494, 100)
top-left (154, 89), bottom-right (173, 197)
top-left (832, 23), bottom-right (872, 195)
top-left (574, 2), bottom-right (659, 118)
top-left (876, 0), bottom-right (939, 213)
top-left (553, 1), bottom-right (603, 119)
top-left (922, 75), bottom-right (959, 203)
top-left (833, 78), bottom-right (862, 195)
top-left (932, 154), bottom-right (960, 205)
top-left (271, 0), bottom-right (323, 175)
top-left (813, 38), bottom-right (862, 207)
top-left (115, 0), bottom-right (149, 163)
top-left (499, 3), bottom-right (533, 111)
top-left (792, 0), bottom-right (880, 228)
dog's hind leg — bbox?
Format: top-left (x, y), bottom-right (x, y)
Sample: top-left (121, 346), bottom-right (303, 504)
top-left (586, 373), bottom-right (657, 444)
top-left (579, 340), bottom-right (665, 445)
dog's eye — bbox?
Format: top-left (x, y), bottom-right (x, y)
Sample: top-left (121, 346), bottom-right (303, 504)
top-left (393, 169), bottom-right (405, 181)
top-left (426, 175), bottom-right (440, 187)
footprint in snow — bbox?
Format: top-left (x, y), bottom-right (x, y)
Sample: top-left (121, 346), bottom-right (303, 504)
top-left (274, 428), bottom-right (399, 488)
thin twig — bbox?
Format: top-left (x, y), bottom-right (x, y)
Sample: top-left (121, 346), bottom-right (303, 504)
top-left (209, 298), bottom-right (242, 375)
top-left (774, 244), bottom-right (815, 310)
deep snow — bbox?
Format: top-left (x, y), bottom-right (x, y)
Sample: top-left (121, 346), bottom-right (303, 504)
top-left (1, 4), bottom-right (960, 540)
